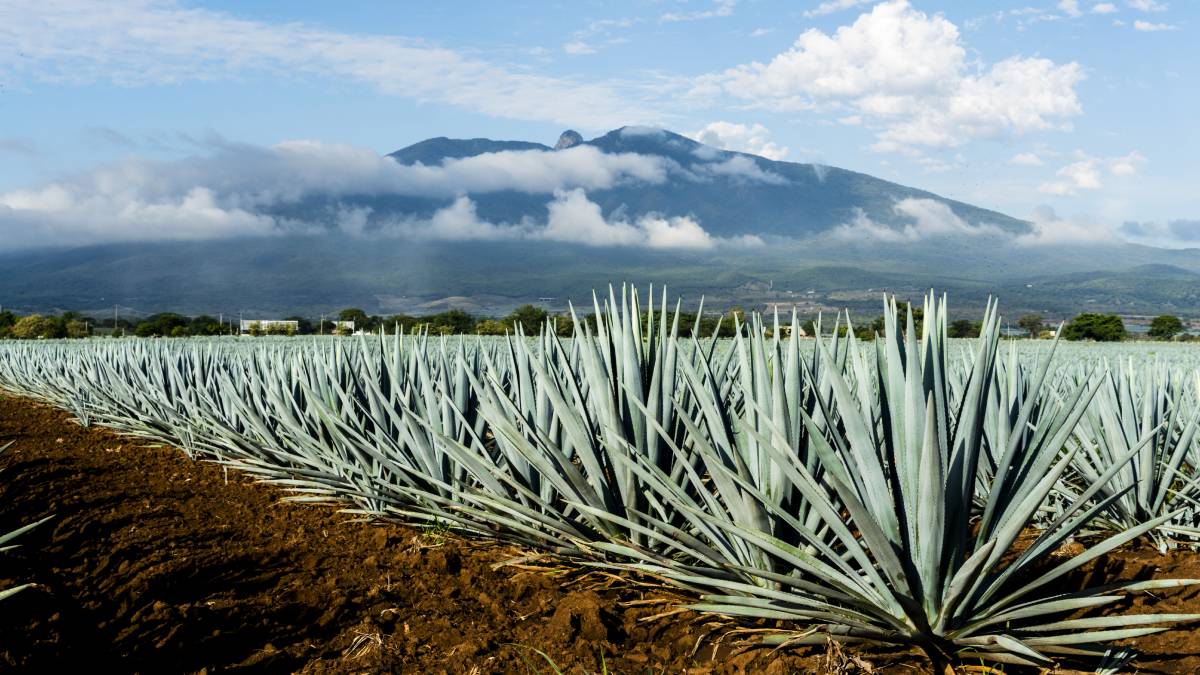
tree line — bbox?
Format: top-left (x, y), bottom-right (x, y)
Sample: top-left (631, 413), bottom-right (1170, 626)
top-left (0, 305), bottom-right (1194, 342)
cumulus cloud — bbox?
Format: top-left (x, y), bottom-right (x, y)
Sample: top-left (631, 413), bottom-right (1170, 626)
top-left (0, 139), bottom-right (765, 252)
top-left (1059, 0), bottom-right (1083, 17)
top-left (1091, 3), bottom-right (1119, 14)
top-left (694, 1), bottom-right (1083, 153)
top-left (1009, 152), bottom-right (1044, 166)
top-left (0, 186), bottom-right (281, 250)
top-left (539, 189), bottom-right (761, 249)
top-left (1133, 20), bottom-right (1177, 30)
top-left (1015, 205), bottom-right (1119, 245)
top-left (1038, 151), bottom-right (1145, 195)
top-left (1127, 0), bottom-right (1167, 11)
top-left (830, 198), bottom-right (1004, 242)
top-left (562, 41), bottom-right (597, 55)
top-left (0, 0), bottom-right (654, 129)
top-left (0, 140), bottom-right (695, 250)
top-left (1118, 219), bottom-right (1200, 248)
top-left (804, 0), bottom-right (874, 18)
top-left (699, 156), bottom-right (788, 184)
top-left (661, 0), bottom-right (737, 23)
top-left (689, 121), bottom-right (789, 160)
top-left (372, 189), bottom-right (762, 250)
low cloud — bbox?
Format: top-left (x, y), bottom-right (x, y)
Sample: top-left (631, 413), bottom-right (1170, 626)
top-left (1038, 151), bottom-right (1145, 195)
top-left (689, 121), bottom-right (789, 160)
top-left (1009, 152), bottom-right (1044, 166)
top-left (0, 139), bottom-right (765, 252)
top-left (1015, 205), bottom-right (1119, 245)
top-left (0, 140), bottom-right (678, 250)
top-left (699, 156), bottom-right (788, 184)
top-left (373, 189), bottom-right (762, 250)
top-left (1119, 218), bottom-right (1200, 248)
top-left (831, 198), bottom-right (1004, 242)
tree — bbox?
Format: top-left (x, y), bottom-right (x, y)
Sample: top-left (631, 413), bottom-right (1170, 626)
top-left (10, 314), bottom-right (63, 339)
top-left (428, 309), bottom-right (475, 335)
top-left (1017, 314), bottom-right (1044, 338)
top-left (1148, 315), bottom-right (1185, 340)
top-left (338, 308), bottom-right (369, 331)
top-left (474, 319), bottom-right (508, 336)
top-left (66, 320), bottom-right (90, 338)
top-left (135, 313), bottom-right (189, 337)
top-left (282, 316), bottom-right (314, 335)
top-left (504, 304), bottom-right (548, 332)
top-left (189, 315), bottom-right (224, 336)
top-left (947, 319), bottom-right (981, 339)
top-left (1062, 313), bottom-right (1126, 342)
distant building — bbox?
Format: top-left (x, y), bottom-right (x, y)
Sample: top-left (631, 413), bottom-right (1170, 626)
top-left (240, 319), bottom-right (299, 335)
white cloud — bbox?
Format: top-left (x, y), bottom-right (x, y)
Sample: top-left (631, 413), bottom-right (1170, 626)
top-left (0, 140), bottom-right (691, 250)
top-left (1059, 0), bottom-right (1082, 17)
top-left (1015, 205), bottom-right (1119, 245)
top-left (1009, 152), bottom-right (1044, 166)
top-left (1127, 0), bottom-right (1167, 11)
top-left (0, 0), bottom-right (654, 129)
top-left (1133, 20), bottom-right (1177, 30)
top-left (661, 0), bottom-right (737, 23)
top-left (804, 0), bottom-right (874, 18)
top-left (689, 121), bottom-right (789, 160)
top-left (562, 41), bottom-right (597, 55)
top-left (749, 27), bottom-right (774, 37)
top-left (1091, 3), bottom-right (1119, 14)
top-left (695, 1), bottom-right (1083, 153)
top-left (538, 188), bottom-right (761, 249)
top-left (406, 189), bottom-right (766, 250)
top-left (700, 156), bottom-right (789, 184)
top-left (1038, 151), bottom-right (1146, 195)
top-left (1118, 218), bottom-right (1200, 248)
top-left (830, 198), bottom-right (1004, 241)
top-left (0, 185), bottom-right (281, 250)
top-left (0, 139), bottom-right (769, 251)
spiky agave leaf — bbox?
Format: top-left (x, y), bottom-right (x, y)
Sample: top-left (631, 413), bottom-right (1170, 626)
top-left (586, 293), bottom-right (1200, 669)
top-left (1065, 361), bottom-right (1200, 551)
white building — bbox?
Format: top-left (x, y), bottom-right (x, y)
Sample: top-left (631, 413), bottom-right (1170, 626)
top-left (240, 319), bottom-right (299, 335)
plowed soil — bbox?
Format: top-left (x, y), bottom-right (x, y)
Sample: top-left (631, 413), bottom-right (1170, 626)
top-left (1, 393), bottom-right (1199, 674)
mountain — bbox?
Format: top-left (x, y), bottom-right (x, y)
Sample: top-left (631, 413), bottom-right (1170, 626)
top-left (376, 126), bottom-right (1030, 239)
top-left (387, 137), bottom-right (550, 165)
top-left (0, 126), bottom-right (1197, 319)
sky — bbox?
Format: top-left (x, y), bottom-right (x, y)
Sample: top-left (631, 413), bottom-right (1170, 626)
top-left (0, 0), bottom-right (1197, 250)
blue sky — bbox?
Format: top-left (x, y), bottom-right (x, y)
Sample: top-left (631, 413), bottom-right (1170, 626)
top-left (0, 0), bottom-right (1196, 248)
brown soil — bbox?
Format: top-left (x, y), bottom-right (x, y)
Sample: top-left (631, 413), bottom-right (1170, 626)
top-left (0, 393), bottom-right (1198, 674)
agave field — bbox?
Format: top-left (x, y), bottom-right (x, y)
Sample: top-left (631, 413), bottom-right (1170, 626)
top-left (2, 286), bottom-right (1200, 671)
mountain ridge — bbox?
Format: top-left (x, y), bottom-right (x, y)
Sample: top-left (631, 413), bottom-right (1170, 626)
top-left (382, 126), bottom-right (1030, 239)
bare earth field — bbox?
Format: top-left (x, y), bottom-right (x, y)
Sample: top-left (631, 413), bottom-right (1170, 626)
top-left (2, 394), bottom-right (1199, 674)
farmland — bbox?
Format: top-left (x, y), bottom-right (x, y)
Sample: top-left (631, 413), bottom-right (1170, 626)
top-left (3, 288), bottom-right (1200, 672)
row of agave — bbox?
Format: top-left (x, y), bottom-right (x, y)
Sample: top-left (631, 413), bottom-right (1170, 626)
top-left (1, 286), bottom-right (1199, 670)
